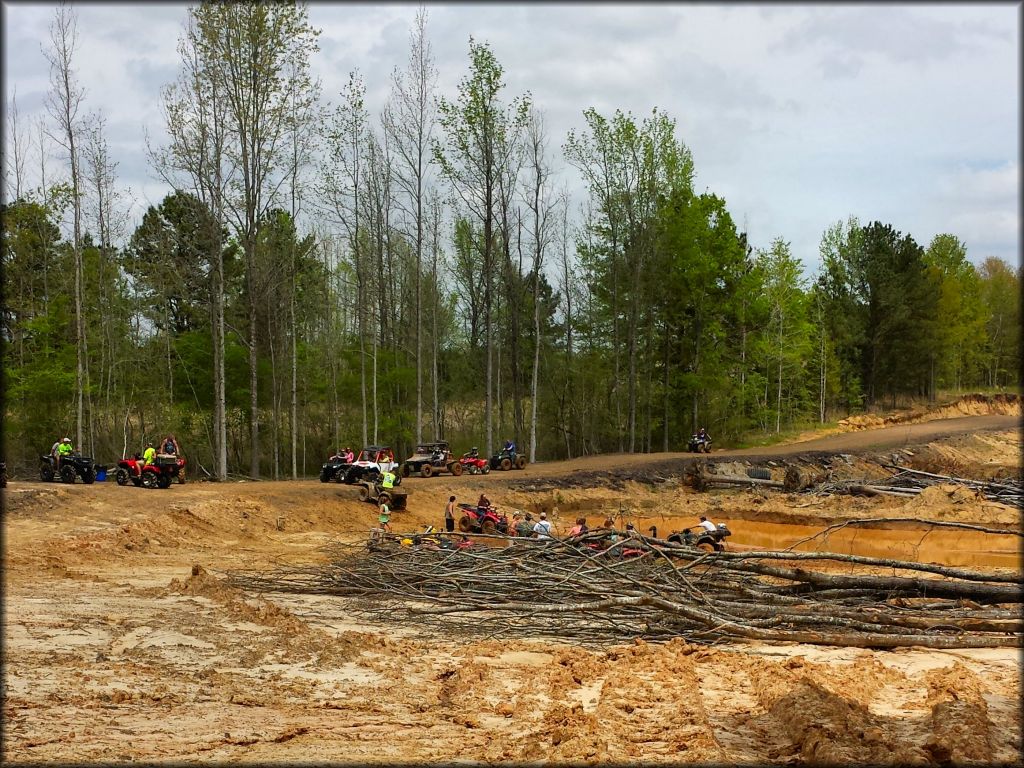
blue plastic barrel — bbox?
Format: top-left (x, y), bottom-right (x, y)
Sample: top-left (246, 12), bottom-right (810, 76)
top-left (95, 467), bottom-right (107, 482)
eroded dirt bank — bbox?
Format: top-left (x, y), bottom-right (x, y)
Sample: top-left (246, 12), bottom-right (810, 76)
top-left (2, 415), bottom-right (1021, 764)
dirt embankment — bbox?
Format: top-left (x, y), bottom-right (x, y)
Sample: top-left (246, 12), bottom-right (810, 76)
top-left (837, 392), bottom-right (1020, 432)
top-left (2, 414), bottom-right (1021, 764)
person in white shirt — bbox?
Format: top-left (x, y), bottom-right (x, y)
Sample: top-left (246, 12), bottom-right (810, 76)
top-left (533, 511), bottom-right (553, 539)
top-left (698, 515), bottom-right (717, 533)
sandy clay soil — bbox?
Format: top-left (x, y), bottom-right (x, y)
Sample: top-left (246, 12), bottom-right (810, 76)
top-left (2, 407), bottom-right (1021, 764)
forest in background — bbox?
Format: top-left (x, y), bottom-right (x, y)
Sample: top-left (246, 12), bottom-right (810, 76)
top-left (2, 3), bottom-right (1020, 479)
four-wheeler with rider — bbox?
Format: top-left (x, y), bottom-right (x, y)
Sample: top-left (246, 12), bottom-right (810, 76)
top-left (688, 428), bottom-right (712, 453)
top-left (401, 441), bottom-right (463, 478)
top-left (667, 522), bottom-right (731, 551)
top-left (356, 479), bottom-right (408, 510)
top-left (490, 440), bottom-right (526, 471)
top-left (40, 451), bottom-right (100, 484)
top-left (456, 502), bottom-right (509, 534)
top-left (458, 447), bottom-right (490, 475)
top-left (115, 453), bottom-right (185, 489)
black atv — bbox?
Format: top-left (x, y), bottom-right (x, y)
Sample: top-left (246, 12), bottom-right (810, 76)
top-left (667, 524), bottom-right (731, 552)
top-left (489, 447), bottom-right (527, 471)
top-left (319, 456), bottom-right (350, 483)
top-left (687, 433), bottom-right (712, 453)
top-left (40, 453), bottom-right (99, 484)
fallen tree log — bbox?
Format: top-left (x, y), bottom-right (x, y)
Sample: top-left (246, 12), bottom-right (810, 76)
top-left (225, 522), bottom-right (1023, 649)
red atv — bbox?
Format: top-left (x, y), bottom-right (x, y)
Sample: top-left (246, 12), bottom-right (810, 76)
top-left (458, 448), bottom-right (490, 475)
top-left (116, 454), bottom-right (185, 489)
top-left (457, 503), bottom-right (508, 534)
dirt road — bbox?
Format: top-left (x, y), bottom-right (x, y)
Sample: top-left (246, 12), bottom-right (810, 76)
top-left (520, 413), bottom-right (1020, 477)
top-left (2, 413), bottom-right (1020, 764)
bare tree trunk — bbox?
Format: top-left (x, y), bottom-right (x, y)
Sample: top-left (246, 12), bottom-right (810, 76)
top-left (45, 3), bottom-right (87, 450)
top-left (5, 89), bottom-right (29, 201)
top-left (431, 200), bottom-right (441, 438)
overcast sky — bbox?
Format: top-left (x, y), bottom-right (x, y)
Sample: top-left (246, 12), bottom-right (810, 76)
top-left (2, 1), bottom-right (1019, 272)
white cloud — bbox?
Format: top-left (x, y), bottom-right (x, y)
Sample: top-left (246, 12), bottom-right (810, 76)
top-left (2, 2), bottom-right (1018, 270)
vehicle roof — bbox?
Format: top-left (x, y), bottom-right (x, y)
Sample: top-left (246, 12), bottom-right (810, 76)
top-left (416, 441), bottom-right (449, 448)
top-left (361, 445), bottom-right (392, 452)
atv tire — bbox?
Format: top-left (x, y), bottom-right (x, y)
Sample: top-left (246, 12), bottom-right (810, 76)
top-left (140, 470), bottom-right (158, 489)
top-left (499, 457), bottom-right (512, 471)
top-left (481, 464), bottom-right (490, 475)
top-left (60, 464), bottom-right (77, 484)
top-left (449, 462), bottom-right (463, 477)
top-left (515, 456), bottom-right (527, 470)
top-left (421, 464), bottom-right (433, 478)
top-left (358, 485), bottom-right (370, 502)
top-left (481, 519), bottom-right (497, 535)
top-left (458, 515), bottom-right (474, 533)
top-left (82, 468), bottom-right (96, 484)
top-left (401, 463), bottom-right (411, 478)
top-left (40, 463), bottom-right (55, 482)
top-left (157, 474), bottom-right (172, 489)
top-left (320, 469), bottom-right (331, 483)
top-left (116, 468), bottom-right (130, 486)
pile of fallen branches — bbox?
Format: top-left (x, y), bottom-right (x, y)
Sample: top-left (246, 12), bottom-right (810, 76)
top-left (881, 465), bottom-right (1024, 505)
top-left (226, 526), bottom-right (1023, 649)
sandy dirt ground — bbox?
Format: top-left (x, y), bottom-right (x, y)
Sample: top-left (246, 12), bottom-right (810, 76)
top-left (2, 411), bottom-right (1021, 764)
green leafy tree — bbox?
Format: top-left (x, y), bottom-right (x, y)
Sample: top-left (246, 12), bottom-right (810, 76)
top-left (978, 257), bottom-right (1021, 389)
top-left (434, 37), bottom-right (529, 456)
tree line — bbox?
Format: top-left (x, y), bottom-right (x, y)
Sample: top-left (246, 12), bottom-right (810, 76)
top-left (2, 2), bottom-right (1019, 478)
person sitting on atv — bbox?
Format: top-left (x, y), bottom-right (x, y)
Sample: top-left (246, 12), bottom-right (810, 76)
top-left (54, 437), bottom-right (73, 467)
top-left (161, 434), bottom-right (180, 455)
top-left (143, 443), bottom-right (157, 466)
top-left (503, 439), bottom-right (516, 456)
top-left (345, 447), bottom-right (355, 463)
top-left (697, 427), bottom-right (710, 442)
top-left (465, 447), bottom-right (479, 459)
top-left (698, 515), bottom-right (717, 533)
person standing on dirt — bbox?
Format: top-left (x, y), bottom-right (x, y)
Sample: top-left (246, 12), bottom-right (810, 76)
top-left (378, 496), bottom-right (392, 532)
top-left (533, 511), bottom-right (554, 540)
top-left (445, 496), bottom-right (457, 532)
top-left (698, 515), bottom-right (717, 533)
top-left (142, 443), bottom-right (156, 466)
top-left (515, 513), bottom-right (534, 537)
